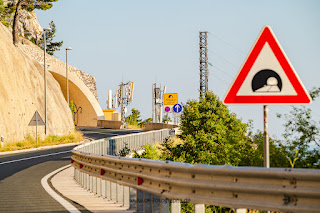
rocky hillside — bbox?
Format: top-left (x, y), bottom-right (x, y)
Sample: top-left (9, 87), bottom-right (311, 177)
top-left (0, 24), bottom-right (74, 143)
top-left (2, 0), bottom-right (43, 43)
top-left (1, 1), bottom-right (99, 100)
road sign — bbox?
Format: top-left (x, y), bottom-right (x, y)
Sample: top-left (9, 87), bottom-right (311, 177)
top-left (28, 110), bottom-right (45, 126)
top-left (164, 106), bottom-right (171, 113)
top-left (173, 104), bottom-right (182, 113)
top-left (173, 112), bottom-right (181, 118)
top-left (223, 26), bottom-right (311, 105)
top-left (163, 93), bottom-right (178, 105)
top-left (28, 110), bottom-right (45, 144)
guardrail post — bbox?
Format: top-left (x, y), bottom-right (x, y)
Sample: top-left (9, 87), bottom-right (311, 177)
top-left (117, 184), bottom-right (124, 204)
top-left (171, 200), bottom-right (181, 213)
top-left (129, 188), bottom-right (137, 211)
top-left (106, 180), bottom-right (111, 200)
top-left (93, 177), bottom-right (97, 194)
top-left (160, 197), bottom-right (170, 213)
top-left (89, 176), bottom-right (93, 192)
top-left (194, 204), bottom-right (205, 213)
top-left (152, 194), bottom-right (161, 212)
top-left (101, 179), bottom-right (106, 198)
top-left (86, 173), bottom-right (89, 190)
top-left (143, 191), bottom-right (152, 213)
top-left (123, 186), bottom-right (130, 207)
top-left (137, 189), bottom-right (144, 213)
top-left (152, 195), bottom-right (169, 213)
top-left (111, 182), bottom-right (117, 201)
top-left (97, 177), bottom-right (101, 196)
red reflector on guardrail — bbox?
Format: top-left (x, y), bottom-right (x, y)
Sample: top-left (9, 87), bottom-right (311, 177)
top-left (100, 169), bottom-right (105, 175)
top-left (71, 159), bottom-right (74, 163)
top-left (79, 164), bottom-right (83, 169)
top-left (137, 177), bottom-right (143, 185)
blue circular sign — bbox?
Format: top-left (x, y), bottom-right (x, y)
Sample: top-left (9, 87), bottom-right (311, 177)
top-left (164, 106), bottom-right (171, 112)
top-left (173, 104), bottom-right (182, 113)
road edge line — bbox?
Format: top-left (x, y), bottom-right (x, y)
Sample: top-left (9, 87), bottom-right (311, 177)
top-left (41, 165), bottom-right (81, 213)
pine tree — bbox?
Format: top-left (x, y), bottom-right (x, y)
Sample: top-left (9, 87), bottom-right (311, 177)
top-left (44, 21), bottom-right (63, 55)
top-left (12, 0), bottom-right (58, 45)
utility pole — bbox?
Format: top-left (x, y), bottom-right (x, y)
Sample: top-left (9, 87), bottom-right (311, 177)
top-left (199, 31), bottom-right (208, 99)
top-left (117, 81), bottom-right (134, 128)
top-left (152, 83), bottom-right (165, 123)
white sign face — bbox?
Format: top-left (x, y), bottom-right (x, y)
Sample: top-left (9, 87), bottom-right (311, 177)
top-left (236, 43), bottom-right (296, 96)
top-left (173, 113), bottom-right (181, 118)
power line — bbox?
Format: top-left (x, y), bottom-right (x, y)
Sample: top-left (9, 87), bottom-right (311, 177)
top-left (207, 32), bottom-right (246, 55)
top-left (207, 48), bottom-right (239, 69)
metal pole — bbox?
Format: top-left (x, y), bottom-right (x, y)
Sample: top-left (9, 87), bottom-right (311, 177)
top-left (66, 49), bottom-right (69, 104)
top-left (44, 31), bottom-right (47, 135)
top-left (36, 112), bottom-right (38, 144)
top-left (263, 105), bottom-right (270, 168)
top-left (120, 83), bottom-right (124, 128)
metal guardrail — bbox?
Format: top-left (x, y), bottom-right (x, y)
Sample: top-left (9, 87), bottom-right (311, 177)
top-left (75, 129), bottom-right (171, 155)
top-left (72, 129), bottom-right (320, 213)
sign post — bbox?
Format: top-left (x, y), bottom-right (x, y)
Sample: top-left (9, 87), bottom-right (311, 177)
top-left (28, 110), bottom-right (45, 143)
top-left (263, 105), bottom-right (269, 168)
top-left (223, 26), bottom-right (311, 169)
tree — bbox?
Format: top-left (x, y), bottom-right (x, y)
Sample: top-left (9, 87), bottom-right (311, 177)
top-left (125, 108), bottom-right (142, 126)
top-left (12, 0), bottom-right (57, 45)
top-left (277, 87), bottom-right (320, 168)
top-left (0, 0), bottom-right (15, 27)
top-left (42, 20), bottom-right (63, 55)
top-left (163, 91), bottom-right (254, 166)
top-left (162, 114), bottom-right (172, 123)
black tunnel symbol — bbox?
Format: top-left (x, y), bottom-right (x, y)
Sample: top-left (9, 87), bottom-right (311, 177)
top-left (252, 69), bottom-right (282, 92)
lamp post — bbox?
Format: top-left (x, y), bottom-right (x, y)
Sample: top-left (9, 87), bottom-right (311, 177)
top-left (66, 47), bottom-right (72, 104)
top-left (43, 27), bottom-right (51, 135)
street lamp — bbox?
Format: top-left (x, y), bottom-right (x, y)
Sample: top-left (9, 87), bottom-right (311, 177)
top-left (65, 47), bottom-right (72, 104)
top-left (43, 27), bottom-right (51, 135)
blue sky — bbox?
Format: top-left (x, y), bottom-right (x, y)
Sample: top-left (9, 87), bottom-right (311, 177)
top-left (36, 0), bottom-right (320, 139)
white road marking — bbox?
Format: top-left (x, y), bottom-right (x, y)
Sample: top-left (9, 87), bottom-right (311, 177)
top-left (41, 165), bottom-right (81, 213)
top-left (0, 150), bottom-right (70, 165)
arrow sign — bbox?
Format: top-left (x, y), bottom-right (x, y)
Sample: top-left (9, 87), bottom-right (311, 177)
top-left (173, 104), bottom-right (182, 113)
top-left (223, 26), bottom-right (311, 105)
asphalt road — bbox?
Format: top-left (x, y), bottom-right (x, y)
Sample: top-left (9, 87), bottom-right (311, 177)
top-left (0, 128), bottom-right (142, 213)
top-left (78, 127), bottom-right (143, 140)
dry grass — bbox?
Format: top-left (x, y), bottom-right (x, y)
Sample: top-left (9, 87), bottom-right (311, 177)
top-left (0, 131), bottom-right (83, 152)
top-left (126, 124), bottom-right (142, 129)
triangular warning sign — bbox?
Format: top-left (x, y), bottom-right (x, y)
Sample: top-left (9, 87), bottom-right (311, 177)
top-left (224, 26), bottom-right (311, 105)
top-left (28, 110), bottom-right (45, 126)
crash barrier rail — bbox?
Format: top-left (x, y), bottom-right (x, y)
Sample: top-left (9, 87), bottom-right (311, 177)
top-left (72, 130), bottom-right (320, 213)
top-left (75, 129), bottom-right (172, 155)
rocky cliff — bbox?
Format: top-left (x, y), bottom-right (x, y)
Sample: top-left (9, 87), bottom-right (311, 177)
top-left (0, 24), bottom-right (74, 143)
top-left (1, 0), bottom-right (99, 101)
top-left (2, 0), bottom-right (43, 43)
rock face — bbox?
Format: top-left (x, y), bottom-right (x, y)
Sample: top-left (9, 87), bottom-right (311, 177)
top-left (19, 40), bottom-right (99, 101)
top-left (0, 24), bottom-right (74, 143)
top-left (3, 0), bottom-right (43, 43)
top-left (1, 0), bottom-right (99, 101)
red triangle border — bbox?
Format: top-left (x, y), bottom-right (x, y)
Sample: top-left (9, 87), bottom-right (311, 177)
top-left (223, 26), bottom-right (311, 104)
